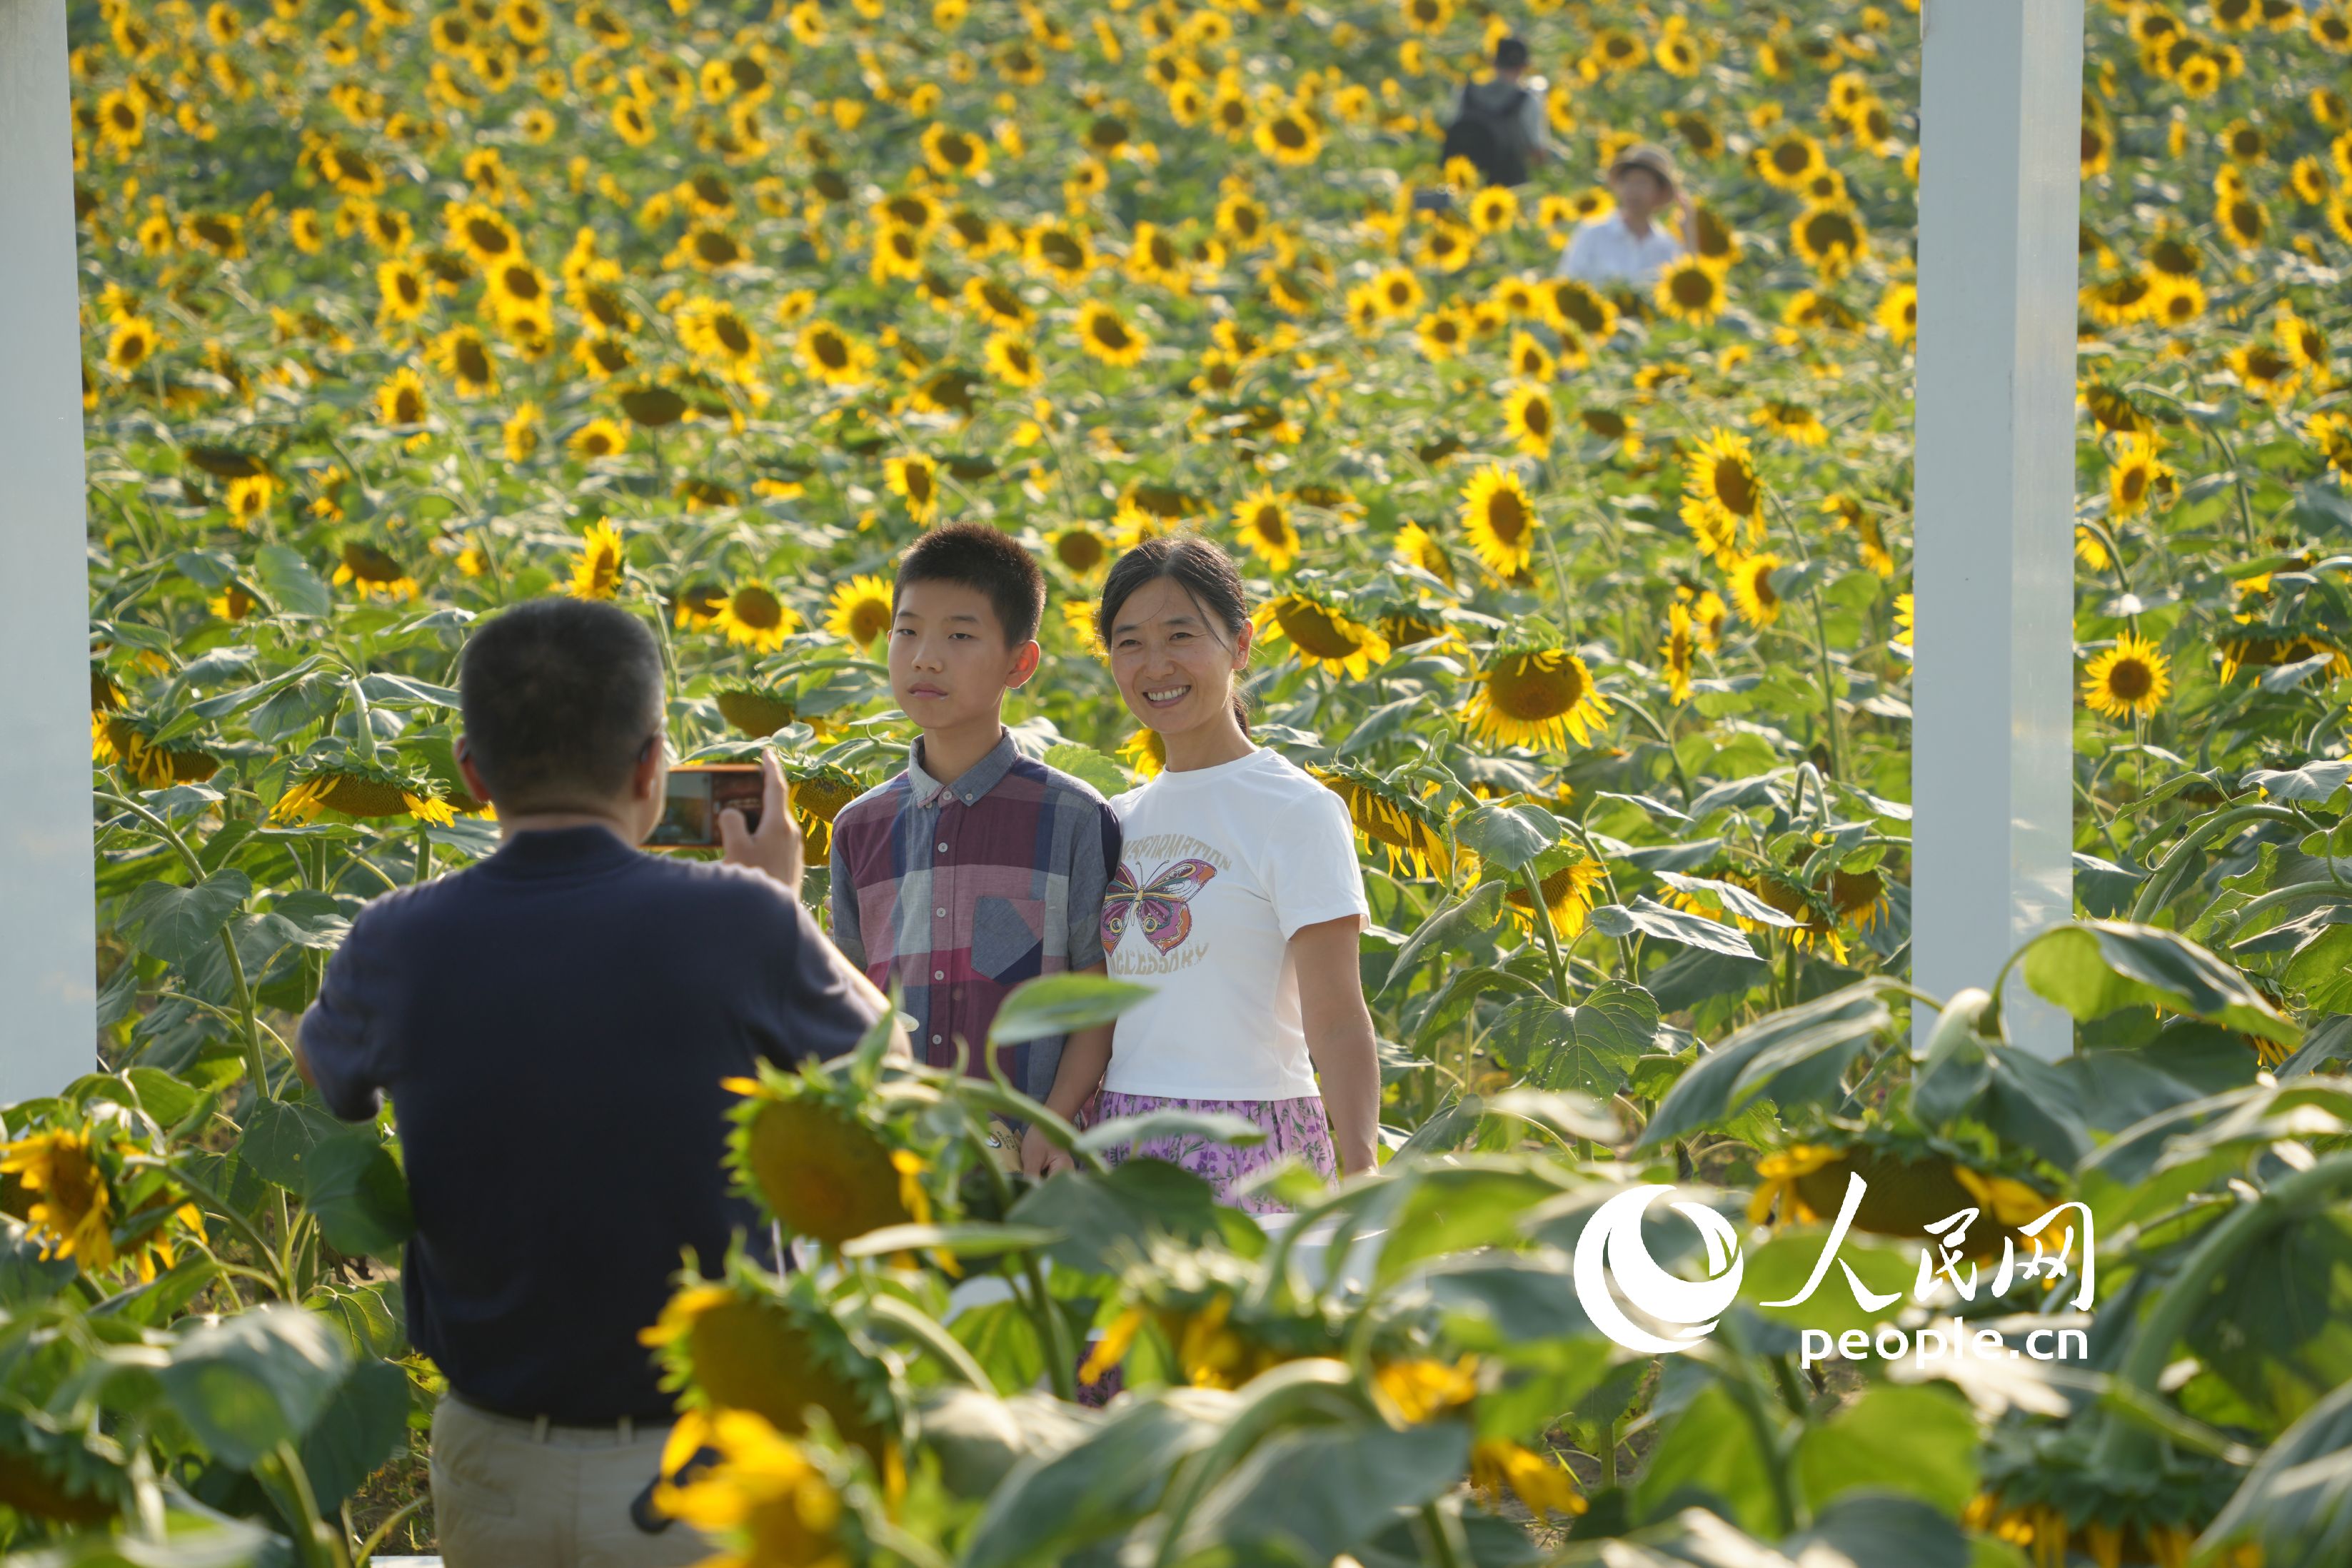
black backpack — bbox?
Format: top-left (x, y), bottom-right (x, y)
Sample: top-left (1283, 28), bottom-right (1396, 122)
top-left (1441, 86), bottom-right (1529, 187)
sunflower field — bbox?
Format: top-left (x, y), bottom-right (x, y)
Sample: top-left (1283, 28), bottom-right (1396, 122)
top-left (13, 0), bottom-right (2352, 1560)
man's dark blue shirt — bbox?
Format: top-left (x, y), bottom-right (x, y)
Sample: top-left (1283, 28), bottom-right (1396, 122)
top-left (301, 825), bottom-right (876, 1423)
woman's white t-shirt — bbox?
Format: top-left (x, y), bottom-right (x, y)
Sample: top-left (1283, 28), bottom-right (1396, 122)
top-left (1100, 748), bottom-right (1369, 1100)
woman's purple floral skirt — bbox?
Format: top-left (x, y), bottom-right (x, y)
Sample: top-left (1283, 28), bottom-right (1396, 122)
top-left (1086, 1090), bottom-right (1337, 1215)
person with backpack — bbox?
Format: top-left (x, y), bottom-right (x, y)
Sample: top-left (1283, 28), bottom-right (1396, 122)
top-left (1439, 37), bottom-right (1552, 189)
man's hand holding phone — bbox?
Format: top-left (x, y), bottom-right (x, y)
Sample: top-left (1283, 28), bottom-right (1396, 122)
top-left (720, 750), bottom-right (804, 897)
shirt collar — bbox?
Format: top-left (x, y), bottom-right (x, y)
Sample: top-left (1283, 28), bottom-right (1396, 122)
top-left (905, 730), bottom-right (1019, 807)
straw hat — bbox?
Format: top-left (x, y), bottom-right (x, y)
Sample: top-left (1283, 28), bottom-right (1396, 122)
top-left (1610, 142), bottom-right (1681, 189)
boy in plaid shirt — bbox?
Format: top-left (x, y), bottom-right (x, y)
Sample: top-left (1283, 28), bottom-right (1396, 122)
top-left (828, 524), bottom-right (1123, 1117)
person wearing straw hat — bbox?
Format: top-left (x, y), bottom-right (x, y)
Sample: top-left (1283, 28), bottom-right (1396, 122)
top-left (1556, 141), bottom-right (1699, 287)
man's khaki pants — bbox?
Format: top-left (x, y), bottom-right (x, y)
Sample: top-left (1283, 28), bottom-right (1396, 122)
top-left (430, 1396), bottom-right (710, 1568)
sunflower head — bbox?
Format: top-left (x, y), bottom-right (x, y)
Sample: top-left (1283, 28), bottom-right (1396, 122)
top-left (1459, 464), bottom-right (1541, 578)
top-left (1255, 587), bottom-right (1392, 678)
top-left (1464, 641), bottom-right (1612, 750)
top-left (643, 1264), bottom-right (895, 1460)
top-left (2083, 631), bottom-right (2171, 720)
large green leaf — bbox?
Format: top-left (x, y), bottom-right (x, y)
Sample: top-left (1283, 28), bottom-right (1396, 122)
top-left (987, 973), bottom-right (1156, 1045)
top-left (1592, 896), bottom-right (1762, 960)
top-left (1383, 882), bottom-right (1507, 989)
top-left (1005, 1157), bottom-right (1245, 1276)
top-left (119, 871), bottom-right (251, 965)
top-left (158, 1305), bottom-right (350, 1471)
top-left (961, 1387), bottom-right (1230, 1568)
top-left (1633, 1381), bottom-right (1789, 1537)
top-left (236, 1098), bottom-right (347, 1195)
top-left (2019, 921), bottom-right (2299, 1049)
top-left (1454, 800), bottom-right (1562, 873)
top-left (1787, 1492), bottom-right (1971, 1568)
top-left (1173, 1417), bottom-right (1469, 1564)
top-left (301, 1136), bottom-right (415, 1258)
top-left (294, 1355), bottom-right (409, 1509)
top-left (947, 1298), bottom-right (1047, 1396)
top-left (1372, 1161), bottom-right (1569, 1287)
top-left (2200, 1372), bottom-right (2352, 1566)
top-left (1492, 982), bottom-right (1659, 1097)
top-left (1638, 982), bottom-right (1895, 1149)
top-left (1794, 1385), bottom-right (1979, 1517)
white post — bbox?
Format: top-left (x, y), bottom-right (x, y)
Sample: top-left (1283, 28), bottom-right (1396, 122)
top-left (0, 0), bottom-right (97, 1098)
top-left (1912, 0), bottom-right (2082, 1059)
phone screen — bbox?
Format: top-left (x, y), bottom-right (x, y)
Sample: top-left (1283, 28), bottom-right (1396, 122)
top-left (648, 765), bottom-right (764, 848)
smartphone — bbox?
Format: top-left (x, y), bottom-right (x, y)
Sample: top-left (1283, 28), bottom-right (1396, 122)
top-left (648, 764), bottom-right (763, 848)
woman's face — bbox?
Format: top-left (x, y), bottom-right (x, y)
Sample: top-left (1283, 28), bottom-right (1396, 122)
top-left (1107, 575), bottom-right (1252, 739)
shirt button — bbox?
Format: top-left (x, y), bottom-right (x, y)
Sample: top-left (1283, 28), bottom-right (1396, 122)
top-left (964, 794), bottom-right (975, 804)
top-left (938, 843), bottom-right (949, 853)
top-left (930, 1033), bottom-right (943, 1046)
top-left (935, 907), bottom-right (947, 918)
top-left (934, 969), bottom-right (946, 980)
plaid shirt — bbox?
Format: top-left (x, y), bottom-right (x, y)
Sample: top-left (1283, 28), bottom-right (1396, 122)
top-left (828, 733), bottom-right (1122, 1100)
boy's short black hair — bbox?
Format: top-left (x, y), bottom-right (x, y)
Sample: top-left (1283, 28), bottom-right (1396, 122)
top-left (893, 522), bottom-right (1045, 646)
top-left (459, 598), bottom-right (664, 807)
top-left (1494, 36), bottom-right (1530, 69)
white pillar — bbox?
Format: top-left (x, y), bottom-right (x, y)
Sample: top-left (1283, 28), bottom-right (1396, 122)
top-left (0, 0), bottom-right (97, 1098)
top-left (1912, 0), bottom-right (2081, 1060)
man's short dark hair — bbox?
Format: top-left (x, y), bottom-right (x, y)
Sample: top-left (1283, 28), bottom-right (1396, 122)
top-left (459, 598), bottom-right (664, 806)
top-left (1494, 36), bottom-right (1529, 70)
top-left (894, 523), bottom-right (1045, 646)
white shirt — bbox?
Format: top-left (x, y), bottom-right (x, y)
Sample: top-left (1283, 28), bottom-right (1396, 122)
top-left (1557, 210), bottom-right (1687, 286)
top-left (1101, 748), bottom-right (1368, 1100)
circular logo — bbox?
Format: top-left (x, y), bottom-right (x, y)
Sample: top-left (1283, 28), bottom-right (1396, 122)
top-left (1572, 1185), bottom-right (1744, 1355)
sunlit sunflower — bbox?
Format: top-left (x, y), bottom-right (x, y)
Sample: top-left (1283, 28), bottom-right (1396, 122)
top-left (1255, 590), bottom-right (1392, 678)
top-left (1372, 265), bottom-right (1425, 318)
top-left (1315, 762), bottom-right (1462, 878)
top-left (428, 325), bottom-right (497, 397)
top-left (1120, 726), bottom-right (1166, 777)
top-left (1254, 107), bottom-right (1324, 165)
top-left (1502, 384), bottom-right (1557, 456)
top-left (1464, 646), bottom-right (1612, 749)
top-left (1756, 130), bottom-right (1827, 190)
top-left (1230, 487), bottom-right (1301, 573)
top-left (715, 584), bottom-right (803, 653)
top-left (1507, 850), bottom-right (1610, 939)
top-left (1654, 256), bottom-right (1725, 325)
top-left (1727, 551), bottom-right (1784, 628)
top-left (1506, 331), bottom-right (1556, 381)
top-left (1790, 203), bottom-right (1868, 277)
top-left (275, 758), bottom-right (456, 826)
top-left (333, 541), bottom-right (420, 601)
top-left (1752, 400), bottom-right (1829, 446)
top-left (1076, 301), bottom-right (1148, 366)
top-left (1876, 281), bottom-right (1918, 344)
top-left (1541, 278), bottom-right (1617, 341)
top-left (573, 416), bottom-right (629, 459)
top-left (1467, 185), bottom-right (1518, 235)
top-left (1458, 465), bottom-right (1540, 578)
top-left (1680, 428), bottom-right (1764, 562)
top-left (885, 454), bottom-right (943, 523)
top-left (568, 520), bottom-right (625, 600)
top-left (376, 366), bottom-right (428, 427)
top-left (2107, 432), bottom-right (2175, 518)
top-left (2081, 631), bottom-right (2171, 720)
top-left (1473, 1439), bottom-right (1586, 1524)
top-left (1394, 520), bottom-right (1457, 588)
top-left (795, 320), bottom-right (873, 386)
top-left (1414, 306), bottom-right (1472, 361)
top-left (1660, 600), bottom-right (1697, 704)
top-left (824, 574), bottom-right (895, 648)
top-left (0, 1130), bottom-right (116, 1268)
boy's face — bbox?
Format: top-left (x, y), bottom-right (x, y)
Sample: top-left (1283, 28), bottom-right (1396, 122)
top-left (1610, 166), bottom-right (1671, 221)
top-left (888, 578), bottom-right (1040, 733)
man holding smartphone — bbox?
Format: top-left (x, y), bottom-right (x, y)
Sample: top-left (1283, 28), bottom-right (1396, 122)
top-left (294, 598), bottom-right (893, 1568)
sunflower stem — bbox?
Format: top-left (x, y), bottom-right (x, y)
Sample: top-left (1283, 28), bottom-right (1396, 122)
top-left (1518, 867), bottom-right (1571, 1000)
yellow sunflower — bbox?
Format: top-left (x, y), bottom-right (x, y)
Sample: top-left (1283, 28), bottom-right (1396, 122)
top-left (1255, 591), bottom-right (1392, 678)
top-left (1076, 300), bottom-right (1148, 366)
top-left (567, 520), bottom-right (625, 600)
top-left (1503, 384), bottom-right (1557, 456)
top-left (1661, 600), bottom-right (1697, 705)
top-left (885, 454), bottom-right (943, 523)
top-left (1459, 465), bottom-right (1540, 578)
top-left (1654, 256), bottom-right (1725, 325)
top-left (825, 574), bottom-right (895, 648)
top-left (1394, 519), bottom-right (1457, 587)
top-left (1230, 487), bottom-right (1301, 573)
top-left (1727, 552), bottom-right (1784, 628)
top-left (2107, 433), bottom-right (2175, 518)
top-left (1679, 428), bottom-right (1764, 563)
top-left (795, 320), bottom-right (873, 386)
top-left (2082, 632), bottom-right (2171, 720)
top-left (0, 1130), bottom-right (116, 1268)
top-left (1464, 647), bottom-right (1612, 749)
top-left (1790, 203), bottom-right (1868, 277)
top-left (573, 416), bottom-right (629, 459)
top-left (715, 584), bottom-right (803, 653)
